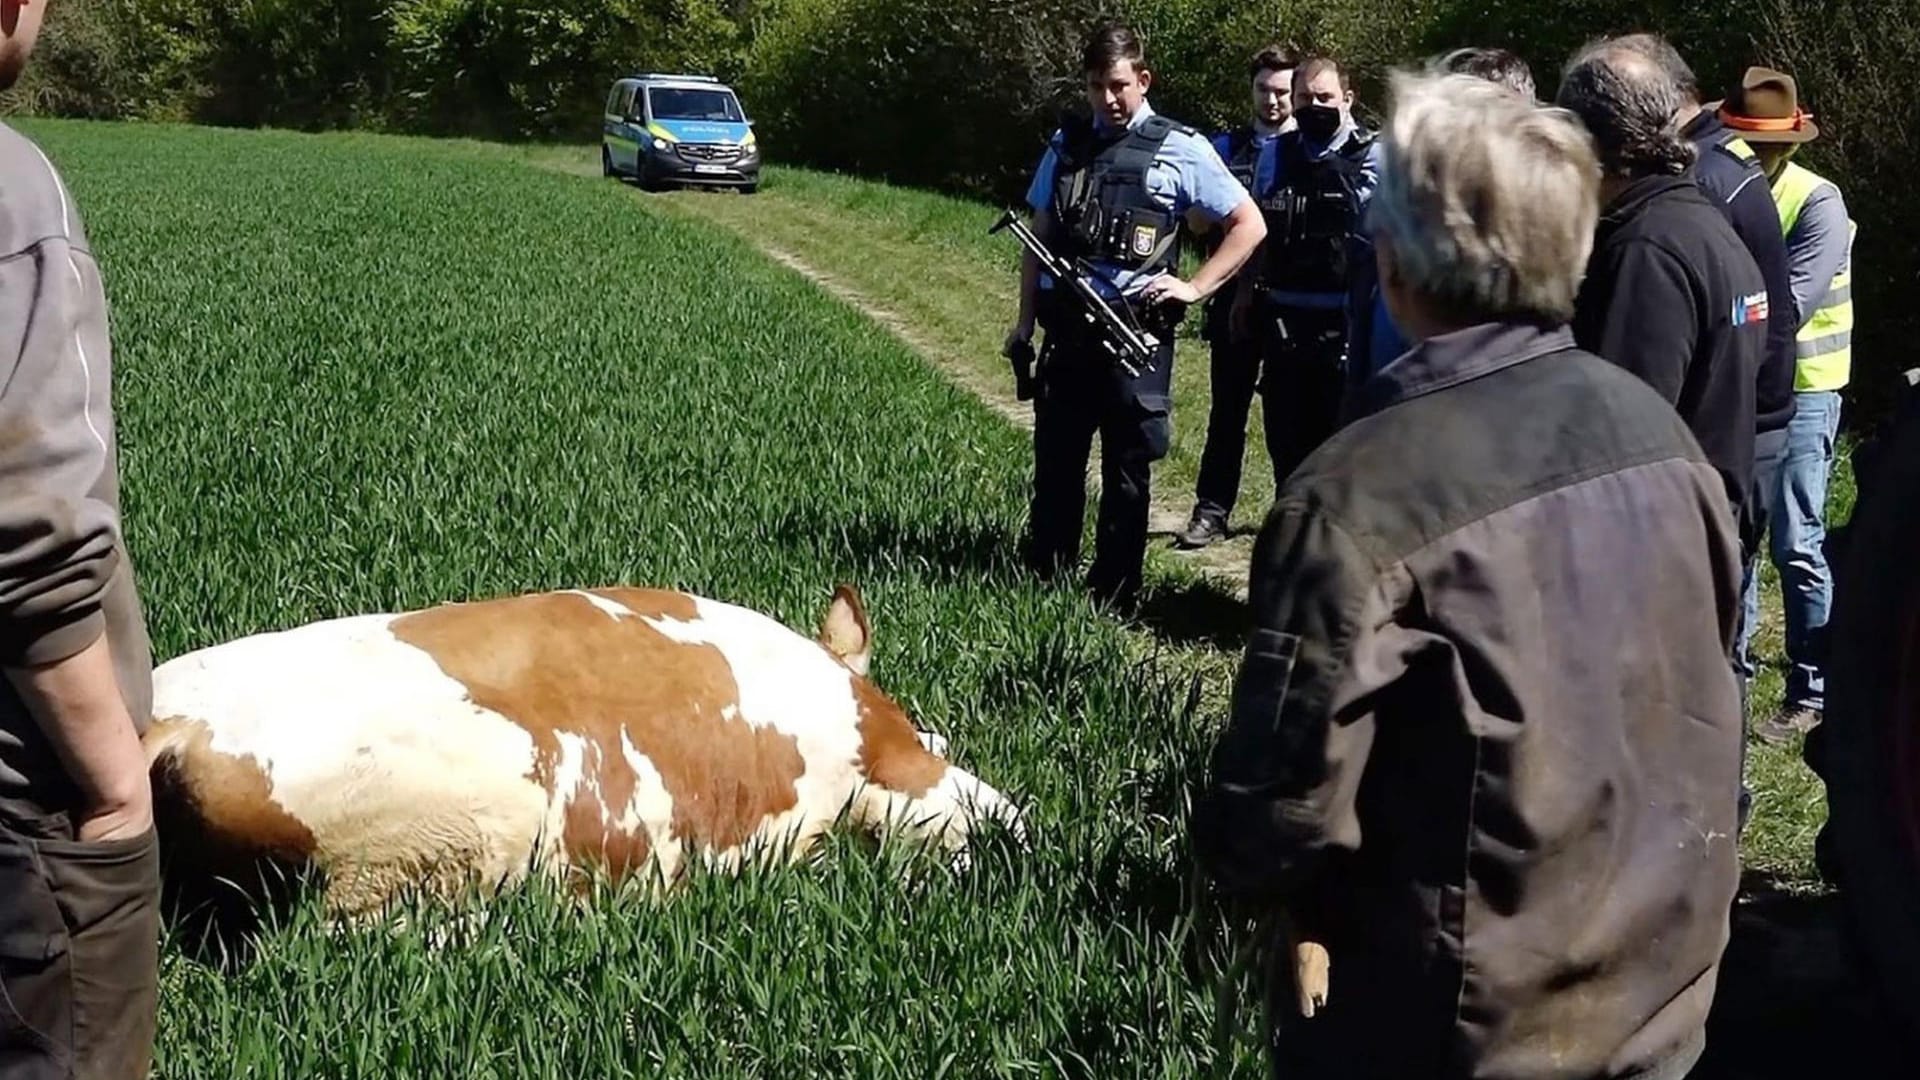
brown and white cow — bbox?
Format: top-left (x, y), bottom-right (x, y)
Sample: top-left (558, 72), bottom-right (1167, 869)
top-left (143, 584), bottom-right (1023, 918)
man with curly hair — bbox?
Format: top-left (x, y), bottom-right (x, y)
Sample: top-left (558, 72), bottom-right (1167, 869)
top-left (1559, 39), bottom-right (1768, 527)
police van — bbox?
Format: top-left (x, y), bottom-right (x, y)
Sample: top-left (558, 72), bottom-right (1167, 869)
top-left (602, 73), bottom-right (760, 193)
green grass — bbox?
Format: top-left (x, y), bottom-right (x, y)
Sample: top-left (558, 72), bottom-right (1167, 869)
top-left (26, 118), bottom-right (1262, 1078)
top-left (1738, 435), bottom-right (1858, 884)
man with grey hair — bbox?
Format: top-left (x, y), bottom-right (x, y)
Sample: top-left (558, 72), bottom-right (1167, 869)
top-left (1559, 38), bottom-right (1768, 525)
top-left (1193, 70), bottom-right (1743, 1080)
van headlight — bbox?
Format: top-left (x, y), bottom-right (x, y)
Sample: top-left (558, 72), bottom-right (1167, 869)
top-left (651, 137), bottom-right (670, 151)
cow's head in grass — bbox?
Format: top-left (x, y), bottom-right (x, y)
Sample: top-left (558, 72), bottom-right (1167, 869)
top-left (142, 582), bottom-right (1026, 932)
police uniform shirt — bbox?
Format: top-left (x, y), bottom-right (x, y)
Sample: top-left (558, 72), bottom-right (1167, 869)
top-left (1024, 101), bottom-right (1253, 301)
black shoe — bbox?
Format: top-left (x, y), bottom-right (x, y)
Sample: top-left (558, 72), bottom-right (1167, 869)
top-left (1174, 511), bottom-right (1228, 550)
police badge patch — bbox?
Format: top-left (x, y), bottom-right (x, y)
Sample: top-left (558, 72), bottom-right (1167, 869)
top-left (1131, 224), bottom-right (1158, 258)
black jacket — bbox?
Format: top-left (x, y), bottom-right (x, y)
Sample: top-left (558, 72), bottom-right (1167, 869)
top-left (1194, 321), bottom-right (1743, 1080)
top-left (1573, 175), bottom-right (1766, 520)
top-left (1682, 111), bottom-right (1798, 435)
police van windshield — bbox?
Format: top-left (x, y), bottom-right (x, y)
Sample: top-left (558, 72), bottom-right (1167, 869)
top-left (647, 87), bottom-right (744, 123)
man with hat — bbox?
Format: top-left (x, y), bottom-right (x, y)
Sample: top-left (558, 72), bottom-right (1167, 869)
top-left (1717, 66), bottom-right (1855, 745)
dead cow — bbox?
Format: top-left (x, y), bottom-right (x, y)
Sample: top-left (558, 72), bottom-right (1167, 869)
top-left (143, 584), bottom-right (1022, 920)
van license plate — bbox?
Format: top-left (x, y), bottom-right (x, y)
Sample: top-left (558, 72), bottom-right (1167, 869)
top-left (694, 165), bottom-right (728, 175)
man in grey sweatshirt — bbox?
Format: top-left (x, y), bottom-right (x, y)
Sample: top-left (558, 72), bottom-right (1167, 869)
top-left (0, 1), bottom-right (160, 1075)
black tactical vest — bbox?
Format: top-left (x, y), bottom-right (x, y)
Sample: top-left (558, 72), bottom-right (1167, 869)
top-left (1221, 126), bottom-right (1261, 192)
top-left (1048, 113), bottom-right (1191, 276)
top-left (1255, 128), bottom-right (1376, 294)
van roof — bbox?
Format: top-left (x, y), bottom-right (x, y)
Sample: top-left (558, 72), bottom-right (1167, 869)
top-left (631, 73), bottom-right (727, 87)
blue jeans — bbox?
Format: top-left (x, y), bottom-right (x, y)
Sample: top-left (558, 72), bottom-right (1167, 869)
top-left (1739, 389), bottom-right (1842, 711)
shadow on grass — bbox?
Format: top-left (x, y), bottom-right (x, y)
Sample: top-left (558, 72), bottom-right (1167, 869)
top-left (1693, 870), bottom-right (1916, 1079)
top-left (765, 505), bottom-right (1025, 582)
top-left (766, 503), bottom-right (1259, 657)
top-left (159, 853), bottom-right (319, 973)
top-left (1133, 575), bottom-right (1251, 654)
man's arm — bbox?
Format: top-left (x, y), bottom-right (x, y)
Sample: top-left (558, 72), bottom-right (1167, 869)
top-left (1784, 184), bottom-right (1850, 328)
top-left (1189, 199), bottom-right (1266, 300)
top-left (1010, 210), bottom-right (1050, 346)
top-left (1573, 242), bottom-right (1698, 403)
top-left (1725, 175), bottom-right (1798, 419)
top-left (1007, 144), bottom-right (1060, 350)
top-left (0, 243), bottom-right (151, 841)
top-left (6, 637), bottom-right (149, 841)
top-left (1185, 132), bottom-right (1237, 242)
top-left (1352, 137), bottom-right (1385, 208)
top-left (1190, 502), bottom-right (1420, 902)
top-left (1137, 133), bottom-right (1269, 307)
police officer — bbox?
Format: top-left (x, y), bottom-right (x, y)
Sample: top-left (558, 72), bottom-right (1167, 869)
top-left (1175, 45), bottom-right (1299, 551)
top-left (1003, 22), bottom-right (1265, 611)
top-left (1232, 55), bottom-right (1382, 489)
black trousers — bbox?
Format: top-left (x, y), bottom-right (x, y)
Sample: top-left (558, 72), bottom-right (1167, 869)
top-left (0, 800), bottom-right (159, 1080)
top-left (1024, 319), bottom-right (1177, 610)
top-left (1192, 297), bottom-right (1265, 524)
top-left (1257, 305), bottom-right (1351, 491)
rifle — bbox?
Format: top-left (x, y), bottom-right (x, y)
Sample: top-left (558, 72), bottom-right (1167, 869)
top-left (990, 208), bottom-right (1162, 379)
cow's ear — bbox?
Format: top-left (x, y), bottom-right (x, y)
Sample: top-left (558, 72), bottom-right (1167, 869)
top-left (819, 584), bottom-right (872, 676)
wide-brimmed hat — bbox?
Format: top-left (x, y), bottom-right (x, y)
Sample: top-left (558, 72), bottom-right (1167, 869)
top-left (1710, 66), bottom-right (1819, 143)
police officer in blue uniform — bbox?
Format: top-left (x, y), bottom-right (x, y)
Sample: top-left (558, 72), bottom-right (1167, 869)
top-left (1004, 22), bottom-right (1266, 611)
top-left (1175, 45), bottom-right (1299, 550)
top-left (1234, 55), bottom-right (1382, 488)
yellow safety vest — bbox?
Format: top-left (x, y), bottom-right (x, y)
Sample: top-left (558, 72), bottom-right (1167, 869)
top-left (1770, 162), bottom-right (1855, 392)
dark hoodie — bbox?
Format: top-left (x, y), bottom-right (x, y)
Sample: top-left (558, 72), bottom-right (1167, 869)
top-left (1573, 174), bottom-right (1766, 521)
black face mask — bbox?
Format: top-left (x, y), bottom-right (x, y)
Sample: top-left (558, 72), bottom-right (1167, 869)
top-left (1297, 103), bottom-right (1343, 142)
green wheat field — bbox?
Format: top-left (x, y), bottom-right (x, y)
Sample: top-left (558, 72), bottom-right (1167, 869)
top-left (19, 119), bottom-right (1842, 1078)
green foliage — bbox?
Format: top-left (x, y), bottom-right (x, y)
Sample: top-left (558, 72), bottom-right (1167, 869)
top-left (743, 0), bottom-right (1112, 201)
top-left (386, 0), bottom-right (746, 139)
top-left (1747, 0), bottom-right (1920, 423)
top-left (0, 0), bottom-right (142, 118)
